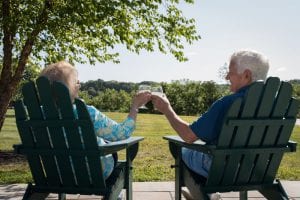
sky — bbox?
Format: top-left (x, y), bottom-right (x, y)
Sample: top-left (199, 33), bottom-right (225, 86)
top-left (76, 0), bottom-right (300, 83)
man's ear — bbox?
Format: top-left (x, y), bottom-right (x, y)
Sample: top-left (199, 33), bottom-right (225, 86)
top-left (244, 69), bottom-right (252, 82)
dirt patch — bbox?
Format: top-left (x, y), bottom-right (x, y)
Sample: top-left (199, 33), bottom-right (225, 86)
top-left (0, 150), bottom-right (27, 163)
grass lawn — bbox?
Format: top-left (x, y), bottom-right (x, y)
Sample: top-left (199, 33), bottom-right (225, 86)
top-left (0, 109), bottom-right (299, 184)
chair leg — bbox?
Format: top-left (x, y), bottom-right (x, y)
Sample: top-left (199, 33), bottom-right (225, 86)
top-left (58, 193), bottom-right (66, 200)
top-left (239, 191), bottom-right (248, 200)
top-left (22, 183), bottom-right (33, 200)
top-left (170, 143), bottom-right (183, 200)
top-left (175, 168), bottom-right (182, 200)
top-left (259, 180), bottom-right (289, 200)
top-left (22, 183), bottom-right (49, 200)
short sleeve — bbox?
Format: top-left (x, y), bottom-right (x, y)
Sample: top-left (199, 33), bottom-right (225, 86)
top-left (189, 95), bottom-right (235, 143)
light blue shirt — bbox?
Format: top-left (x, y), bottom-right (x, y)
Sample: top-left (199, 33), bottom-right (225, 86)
top-left (78, 105), bottom-right (135, 179)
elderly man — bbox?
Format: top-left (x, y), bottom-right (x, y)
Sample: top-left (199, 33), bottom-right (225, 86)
top-left (151, 50), bottom-right (270, 200)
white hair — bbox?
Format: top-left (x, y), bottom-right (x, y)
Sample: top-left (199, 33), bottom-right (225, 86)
top-left (230, 50), bottom-right (269, 82)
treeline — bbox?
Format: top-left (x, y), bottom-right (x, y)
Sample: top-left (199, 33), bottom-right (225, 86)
top-left (80, 78), bottom-right (300, 117)
top-left (80, 79), bottom-right (228, 116)
top-left (11, 76), bottom-right (300, 117)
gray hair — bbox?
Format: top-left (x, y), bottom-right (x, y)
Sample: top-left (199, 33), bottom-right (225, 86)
top-left (230, 50), bottom-right (269, 82)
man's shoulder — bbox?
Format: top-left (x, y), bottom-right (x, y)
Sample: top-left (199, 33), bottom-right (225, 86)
top-left (217, 87), bottom-right (249, 108)
top-left (218, 93), bottom-right (241, 104)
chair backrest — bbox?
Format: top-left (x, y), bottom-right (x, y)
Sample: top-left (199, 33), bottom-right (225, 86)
top-left (14, 76), bottom-right (107, 189)
top-left (206, 77), bottom-right (299, 186)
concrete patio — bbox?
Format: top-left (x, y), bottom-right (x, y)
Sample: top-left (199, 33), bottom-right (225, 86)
top-left (1, 181), bottom-right (300, 200)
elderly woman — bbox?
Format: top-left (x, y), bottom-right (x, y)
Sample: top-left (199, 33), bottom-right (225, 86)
top-left (40, 61), bottom-right (151, 179)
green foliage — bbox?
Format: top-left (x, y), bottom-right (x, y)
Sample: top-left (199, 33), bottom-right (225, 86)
top-left (80, 79), bottom-right (136, 93)
top-left (1, 0), bottom-right (200, 66)
top-left (163, 80), bottom-right (222, 115)
top-left (81, 89), bottom-right (133, 112)
top-left (290, 82), bottom-right (300, 118)
top-left (11, 63), bottom-right (41, 102)
top-left (79, 79), bottom-right (223, 115)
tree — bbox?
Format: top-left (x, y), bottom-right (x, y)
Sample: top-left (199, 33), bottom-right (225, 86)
top-left (0, 0), bottom-right (200, 131)
top-left (10, 62), bottom-right (41, 103)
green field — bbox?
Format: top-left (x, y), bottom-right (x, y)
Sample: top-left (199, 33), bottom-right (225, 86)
top-left (0, 109), bottom-right (299, 184)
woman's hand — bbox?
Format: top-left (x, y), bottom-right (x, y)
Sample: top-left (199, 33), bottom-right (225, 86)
top-left (128, 91), bottom-right (151, 120)
top-left (131, 91), bottom-right (152, 109)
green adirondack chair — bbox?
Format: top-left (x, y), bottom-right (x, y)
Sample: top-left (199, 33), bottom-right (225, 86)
top-left (164, 77), bottom-right (299, 200)
top-left (13, 76), bottom-right (143, 200)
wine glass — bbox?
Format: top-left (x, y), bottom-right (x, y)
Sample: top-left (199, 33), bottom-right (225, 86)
top-left (138, 84), bottom-right (151, 109)
top-left (151, 86), bottom-right (165, 110)
top-left (151, 86), bottom-right (164, 97)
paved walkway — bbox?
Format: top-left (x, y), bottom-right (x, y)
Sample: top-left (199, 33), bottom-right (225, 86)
top-left (1, 181), bottom-right (299, 200)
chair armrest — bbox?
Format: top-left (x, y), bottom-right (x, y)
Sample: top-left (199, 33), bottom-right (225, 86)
top-left (13, 137), bottom-right (144, 157)
top-left (163, 135), bottom-right (215, 155)
top-left (287, 140), bottom-right (297, 152)
top-left (100, 136), bottom-right (144, 155)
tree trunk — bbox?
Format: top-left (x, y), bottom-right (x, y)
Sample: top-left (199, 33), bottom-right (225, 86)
top-left (0, 0), bottom-right (53, 132)
top-left (0, 78), bottom-right (18, 132)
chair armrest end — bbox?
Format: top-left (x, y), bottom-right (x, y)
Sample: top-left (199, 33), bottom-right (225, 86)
top-left (287, 140), bottom-right (297, 152)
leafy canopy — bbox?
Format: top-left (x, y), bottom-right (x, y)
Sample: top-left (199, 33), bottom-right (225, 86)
top-left (0, 0), bottom-right (200, 66)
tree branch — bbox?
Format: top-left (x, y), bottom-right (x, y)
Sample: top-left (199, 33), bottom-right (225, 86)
top-left (12, 0), bottom-right (53, 82)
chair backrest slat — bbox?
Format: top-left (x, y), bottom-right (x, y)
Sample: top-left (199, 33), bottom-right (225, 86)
top-left (217, 98), bottom-right (242, 147)
top-left (248, 77), bottom-right (280, 147)
top-left (36, 77), bottom-right (75, 186)
top-left (277, 98), bottom-right (299, 145)
top-left (15, 100), bottom-right (47, 185)
top-left (231, 82), bottom-right (264, 147)
top-left (53, 81), bottom-right (91, 187)
top-left (208, 99), bottom-right (242, 185)
top-left (22, 81), bottom-right (61, 186)
top-left (75, 99), bottom-right (106, 187)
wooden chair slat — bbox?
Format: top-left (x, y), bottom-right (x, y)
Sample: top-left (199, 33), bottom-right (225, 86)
top-left (217, 98), bottom-right (242, 147)
top-left (221, 154), bottom-right (242, 186)
top-left (248, 78), bottom-right (280, 147)
top-left (14, 100), bottom-right (47, 186)
top-left (22, 81), bottom-right (61, 186)
top-left (75, 98), bottom-right (105, 187)
top-left (263, 153), bottom-right (284, 183)
top-left (272, 82), bottom-right (292, 117)
top-left (256, 77), bottom-right (280, 117)
top-left (249, 153), bottom-right (270, 183)
top-left (277, 98), bottom-right (299, 145)
top-left (53, 81), bottom-right (91, 187)
top-left (206, 156), bottom-right (227, 185)
top-left (231, 83), bottom-right (264, 147)
top-left (36, 77), bottom-right (75, 186)
top-left (235, 154), bottom-right (256, 184)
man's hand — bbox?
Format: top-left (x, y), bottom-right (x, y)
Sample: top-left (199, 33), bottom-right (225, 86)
top-left (151, 94), bottom-right (171, 114)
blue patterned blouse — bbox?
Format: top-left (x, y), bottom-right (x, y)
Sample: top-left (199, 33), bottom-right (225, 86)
top-left (84, 105), bottom-right (136, 178)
